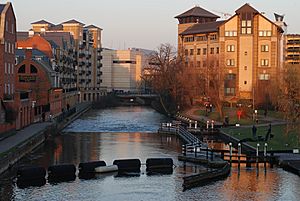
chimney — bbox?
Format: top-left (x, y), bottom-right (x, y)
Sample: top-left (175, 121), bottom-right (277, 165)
top-left (28, 29), bottom-right (34, 37)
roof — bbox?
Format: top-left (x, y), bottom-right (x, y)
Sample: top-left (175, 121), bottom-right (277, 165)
top-left (180, 20), bottom-right (225, 35)
top-left (0, 4), bottom-right (5, 13)
top-left (85, 25), bottom-right (102, 30)
top-left (61, 19), bottom-right (85, 26)
top-left (31, 20), bottom-right (54, 26)
top-left (49, 24), bottom-right (63, 31)
top-left (175, 6), bottom-right (219, 18)
top-left (235, 3), bottom-right (259, 15)
top-left (17, 32), bottom-right (29, 40)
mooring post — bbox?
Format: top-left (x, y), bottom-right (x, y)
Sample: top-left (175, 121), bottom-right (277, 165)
top-left (264, 143), bottom-right (268, 170)
top-left (256, 143), bottom-right (260, 170)
top-left (229, 142), bottom-right (232, 166)
top-left (211, 120), bottom-right (214, 131)
top-left (206, 120), bottom-right (210, 130)
top-left (189, 120), bottom-right (192, 129)
top-left (195, 121), bottom-right (197, 129)
top-left (238, 143), bottom-right (241, 170)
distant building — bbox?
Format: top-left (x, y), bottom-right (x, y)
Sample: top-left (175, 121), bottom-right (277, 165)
top-left (101, 48), bottom-right (154, 93)
top-left (285, 34), bottom-right (300, 65)
top-left (176, 3), bottom-right (283, 105)
top-left (0, 2), bottom-right (16, 134)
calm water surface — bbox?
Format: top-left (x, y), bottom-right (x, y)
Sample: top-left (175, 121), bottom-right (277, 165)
top-left (0, 106), bottom-right (300, 201)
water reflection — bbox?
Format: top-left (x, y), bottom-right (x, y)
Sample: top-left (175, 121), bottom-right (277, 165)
top-left (0, 106), bottom-right (300, 201)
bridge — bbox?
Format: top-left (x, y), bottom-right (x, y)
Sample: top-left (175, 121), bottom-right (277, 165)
top-left (114, 93), bottom-right (159, 105)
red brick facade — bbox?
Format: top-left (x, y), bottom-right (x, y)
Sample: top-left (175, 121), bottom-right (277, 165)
top-left (0, 2), bottom-right (16, 134)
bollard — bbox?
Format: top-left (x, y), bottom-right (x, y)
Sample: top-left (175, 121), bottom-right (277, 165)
top-left (211, 120), bottom-right (214, 130)
top-left (229, 142), bottom-right (232, 165)
top-left (206, 120), bottom-right (210, 130)
top-left (264, 143), bottom-right (268, 169)
top-left (189, 120), bottom-right (192, 128)
top-left (256, 143), bottom-right (260, 169)
top-left (195, 121), bottom-right (197, 129)
top-left (238, 143), bottom-right (241, 170)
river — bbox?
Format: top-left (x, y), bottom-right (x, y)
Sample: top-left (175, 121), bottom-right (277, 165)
top-left (0, 106), bottom-right (300, 201)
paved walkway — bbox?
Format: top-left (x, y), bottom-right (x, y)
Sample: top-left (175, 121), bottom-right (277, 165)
top-left (0, 122), bottom-right (53, 154)
top-left (0, 102), bottom-right (91, 155)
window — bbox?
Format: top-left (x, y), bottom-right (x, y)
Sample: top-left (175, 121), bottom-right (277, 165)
top-left (259, 31), bottom-right (272, 37)
top-left (225, 31), bottom-right (237, 37)
top-left (244, 81), bottom-right (247, 85)
top-left (261, 45), bottom-right (269, 52)
top-left (226, 74), bottom-right (236, 80)
top-left (12, 23), bottom-right (14, 33)
top-left (197, 61), bottom-right (201, 68)
top-left (210, 48), bottom-right (214, 54)
top-left (5, 63), bottom-right (7, 74)
top-left (190, 49), bottom-right (194, 56)
top-left (197, 48), bottom-right (201, 55)
top-left (11, 64), bottom-right (13, 74)
top-left (224, 88), bottom-right (235, 96)
top-left (261, 59), bottom-right (269, 66)
top-left (7, 84), bottom-right (10, 95)
top-left (113, 60), bottom-right (136, 64)
top-left (5, 42), bottom-right (7, 52)
top-left (5, 21), bottom-right (8, 31)
top-left (195, 35), bottom-right (207, 41)
top-left (8, 63), bottom-right (10, 74)
top-left (11, 84), bottom-right (14, 94)
top-left (30, 65), bottom-right (38, 73)
top-left (241, 20), bottom-right (252, 34)
top-left (216, 47), bottom-right (219, 54)
top-left (185, 49), bottom-right (188, 56)
top-left (203, 60), bottom-right (207, 67)
top-left (227, 59), bottom-right (235, 66)
top-left (244, 66), bottom-right (247, 70)
top-left (184, 36), bottom-right (194, 42)
top-left (259, 74), bottom-right (270, 80)
top-left (227, 45), bottom-right (235, 52)
top-left (210, 34), bottom-right (217, 41)
top-left (190, 61), bottom-right (194, 67)
top-left (18, 65), bottom-right (26, 73)
top-left (203, 48), bottom-right (207, 55)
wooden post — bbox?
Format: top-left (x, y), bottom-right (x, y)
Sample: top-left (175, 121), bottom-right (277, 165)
top-left (264, 143), bottom-right (268, 170)
top-left (256, 143), bottom-right (260, 170)
top-left (229, 142), bottom-right (232, 166)
top-left (238, 143), bottom-right (241, 170)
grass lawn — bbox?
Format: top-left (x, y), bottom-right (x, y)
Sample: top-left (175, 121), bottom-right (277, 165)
top-left (221, 125), bottom-right (300, 150)
top-left (193, 107), bottom-right (268, 125)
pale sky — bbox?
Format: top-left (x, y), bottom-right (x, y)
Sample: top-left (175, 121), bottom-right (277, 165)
top-left (6, 0), bottom-right (300, 50)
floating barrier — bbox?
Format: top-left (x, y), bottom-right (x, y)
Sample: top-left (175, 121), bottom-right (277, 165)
top-left (17, 178), bottom-right (46, 189)
top-left (17, 166), bottom-right (46, 181)
top-left (113, 159), bottom-right (141, 172)
top-left (48, 164), bottom-right (76, 180)
top-left (78, 161), bottom-right (106, 173)
top-left (95, 165), bottom-right (118, 173)
top-left (146, 158), bottom-right (173, 169)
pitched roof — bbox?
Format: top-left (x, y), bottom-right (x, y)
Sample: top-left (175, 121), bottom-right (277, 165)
top-left (31, 20), bottom-right (54, 26)
top-left (235, 3), bottom-right (259, 14)
top-left (0, 4), bottom-right (5, 13)
top-left (85, 24), bottom-right (102, 30)
top-left (49, 24), bottom-right (63, 31)
top-left (61, 19), bottom-right (85, 26)
top-left (180, 20), bottom-right (225, 35)
top-left (175, 6), bottom-right (219, 18)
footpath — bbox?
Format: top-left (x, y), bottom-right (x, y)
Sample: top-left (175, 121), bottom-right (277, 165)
top-left (0, 102), bottom-right (91, 175)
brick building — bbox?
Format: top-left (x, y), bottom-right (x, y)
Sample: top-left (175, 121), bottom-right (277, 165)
top-left (176, 4), bottom-right (283, 106)
top-left (0, 2), bottom-right (16, 134)
top-left (15, 49), bottom-right (62, 126)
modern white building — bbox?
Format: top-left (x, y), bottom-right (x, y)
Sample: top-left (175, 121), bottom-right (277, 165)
top-left (102, 48), bottom-right (154, 92)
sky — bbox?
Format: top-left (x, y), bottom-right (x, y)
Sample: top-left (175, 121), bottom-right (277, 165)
top-left (5, 0), bottom-right (300, 50)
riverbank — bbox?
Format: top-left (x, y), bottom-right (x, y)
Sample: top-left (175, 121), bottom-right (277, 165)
top-left (0, 102), bottom-right (92, 175)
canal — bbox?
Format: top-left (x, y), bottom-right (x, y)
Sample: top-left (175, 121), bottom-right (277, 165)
top-left (0, 106), bottom-right (300, 201)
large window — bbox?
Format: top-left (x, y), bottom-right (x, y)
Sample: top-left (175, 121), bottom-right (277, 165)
top-left (227, 45), bottom-right (235, 52)
top-left (18, 65), bottom-right (25, 73)
top-left (225, 31), bottom-right (237, 37)
top-left (203, 48), bottom-right (207, 55)
top-left (261, 45), bottom-right (269, 52)
top-left (226, 59), bottom-right (235, 66)
top-left (259, 74), bottom-right (270, 80)
top-left (241, 20), bottom-right (252, 34)
top-left (197, 48), bottom-right (201, 55)
top-left (259, 31), bottom-right (272, 37)
top-left (261, 59), bottom-right (269, 67)
top-left (224, 88), bottom-right (235, 96)
top-left (30, 65), bottom-right (38, 73)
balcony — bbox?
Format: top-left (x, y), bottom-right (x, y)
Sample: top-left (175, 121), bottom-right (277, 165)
top-left (97, 56), bottom-right (103, 60)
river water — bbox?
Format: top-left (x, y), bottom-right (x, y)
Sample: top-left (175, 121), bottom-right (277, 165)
top-left (0, 106), bottom-right (300, 201)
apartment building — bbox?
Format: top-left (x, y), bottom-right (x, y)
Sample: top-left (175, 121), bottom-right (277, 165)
top-left (285, 34), bottom-right (300, 65)
top-left (176, 3), bottom-right (283, 105)
top-left (0, 2), bottom-right (16, 133)
top-left (102, 48), bottom-right (153, 93)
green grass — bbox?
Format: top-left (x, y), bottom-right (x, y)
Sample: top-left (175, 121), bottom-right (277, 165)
top-left (193, 107), bottom-right (268, 125)
top-left (221, 125), bottom-right (300, 150)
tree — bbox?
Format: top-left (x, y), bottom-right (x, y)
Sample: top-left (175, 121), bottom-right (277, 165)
top-left (271, 64), bottom-right (300, 141)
